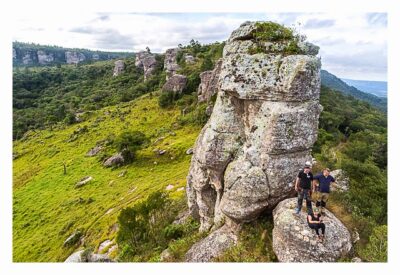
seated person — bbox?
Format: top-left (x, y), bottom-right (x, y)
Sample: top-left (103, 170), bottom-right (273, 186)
top-left (307, 209), bottom-right (325, 242)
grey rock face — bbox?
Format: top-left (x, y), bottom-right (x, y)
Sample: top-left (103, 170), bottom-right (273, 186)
top-left (330, 169), bottom-right (350, 192)
top-left (135, 51), bottom-right (157, 80)
top-left (164, 48), bottom-right (181, 79)
top-left (272, 198), bottom-right (352, 262)
top-left (64, 250), bottom-right (114, 262)
top-left (185, 225), bottom-right (238, 262)
top-left (37, 50), bottom-right (54, 64)
top-left (186, 21), bottom-right (322, 231)
top-left (113, 60), bottom-right (125, 76)
top-left (86, 145), bottom-right (103, 157)
top-left (65, 51), bottom-right (86, 64)
top-left (13, 48), bottom-right (17, 59)
top-left (22, 52), bottom-right (34, 65)
top-left (184, 54), bottom-right (195, 64)
top-left (197, 59), bottom-right (223, 103)
top-left (103, 152), bottom-right (124, 167)
top-left (162, 74), bottom-right (187, 94)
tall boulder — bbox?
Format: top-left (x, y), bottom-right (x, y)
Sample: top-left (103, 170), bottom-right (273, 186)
top-left (186, 21), bottom-right (322, 232)
top-left (164, 48), bottom-right (181, 79)
top-left (197, 59), bottom-right (223, 103)
top-left (162, 74), bottom-right (187, 94)
top-left (272, 198), bottom-right (352, 262)
top-left (135, 51), bottom-right (157, 80)
top-left (113, 60), bottom-right (125, 76)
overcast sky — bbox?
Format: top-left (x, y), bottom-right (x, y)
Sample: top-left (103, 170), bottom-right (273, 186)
top-left (13, 12), bottom-right (387, 81)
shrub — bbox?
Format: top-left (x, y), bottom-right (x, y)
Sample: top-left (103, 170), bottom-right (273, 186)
top-left (113, 130), bottom-right (149, 162)
top-left (116, 191), bottom-right (179, 261)
top-left (358, 225), bottom-right (387, 262)
top-left (158, 91), bottom-right (181, 108)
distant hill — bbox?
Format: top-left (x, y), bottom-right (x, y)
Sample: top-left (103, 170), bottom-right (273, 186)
top-left (341, 78), bottom-right (387, 98)
top-left (321, 70), bottom-right (387, 112)
top-left (13, 41), bottom-right (133, 67)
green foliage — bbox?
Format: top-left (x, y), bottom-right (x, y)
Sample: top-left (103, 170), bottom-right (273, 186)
top-left (253, 22), bottom-right (295, 42)
top-left (12, 56), bottom-right (169, 139)
top-left (158, 91), bottom-right (182, 108)
top-left (114, 130), bottom-right (149, 163)
top-left (248, 22), bottom-right (303, 55)
top-left (214, 217), bottom-right (277, 262)
top-left (314, 86), bottom-right (387, 262)
top-left (358, 225), bottom-right (387, 262)
top-left (116, 191), bottom-right (185, 261)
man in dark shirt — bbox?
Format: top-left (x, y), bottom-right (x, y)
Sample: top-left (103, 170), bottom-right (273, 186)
top-left (313, 168), bottom-right (335, 215)
top-left (294, 163), bottom-right (313, 214)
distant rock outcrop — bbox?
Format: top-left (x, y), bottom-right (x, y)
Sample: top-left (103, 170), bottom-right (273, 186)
top-left (135, 51), bottom-right (157, 80)
top-left (65, 51), bottom-right (86, 64)
top-left (164, 48), bottom-right (181, 79)
top-left (162, 74), bottom-right (187, 93)
top-left (197, 58), bottom-right (223, 103)
top-left (272, 198), bottom-right (352, 262)
top-left (186, 21), bottom-right (322, 232)
top-left (113, 60), bottom-right (125, 76)
top-left (37, 50), bottom-right (54, 64)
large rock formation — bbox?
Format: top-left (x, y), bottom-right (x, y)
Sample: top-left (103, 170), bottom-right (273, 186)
top-left (65, 51), bottom-right (86, 64)
top-left (162, 74), bottom-right (187, 94)
top-left (37, 50), bottom-right (54, 64)
top-left (186, 21), bottom-right (322, 232)
top-left (164, 48), bottom-right (181, 79)
top-left (330, 169), bottom-right (350, 192)
top-left (135, 51), bottom-right (157, 80)
top-left (113, 60), bottom-right (125, 76)
top-left (272, 198), bottom-right (352, 262)
top-left (197, 59), bottom-right (223, 103)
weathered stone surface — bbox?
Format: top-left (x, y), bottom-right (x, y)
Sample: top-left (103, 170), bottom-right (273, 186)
top-left (185, 225), bottom-right (238, 262)
top-left (197, 59), bottom-right (223, 103)
top-left (184, 54), bottom-right (195, 64)
top-left (75, 176), bottom-right (93, 188)
top-left (164, 48), bottom-right (181, 78)
top-left (103, 152), bottom-right (124, 167)
top-left (330, 169), bottom-right (350, 192)
top-left (113, 60), bottom-right (125, 76)
top-left (65, 51), bottom-right (86, 64)
top-left (135, 51), bottom-right (157, 80)
top-left (86, 145), bottom-right (103, 157)
top-left (220, 159), bottom-right (270, 222)
top-left (64, 250), bottom-right (114, 262)
top-left (186, 21), bottom-right (322, 232)
top-left (37, 50), bottom-right (54, 64)
top-left (272, 198), bottom-right (352, 262)
top-left (219, 53), bottom-right (321, 101)
top-left (162, 74), bottom-right (187, 93)
top-left (63, 231), bottom-right (82, 247)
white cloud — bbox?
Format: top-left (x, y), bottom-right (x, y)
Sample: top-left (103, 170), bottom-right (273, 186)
top-left (12, 12), bottom-right (387, 81)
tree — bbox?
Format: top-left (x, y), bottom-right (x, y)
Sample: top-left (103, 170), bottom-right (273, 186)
top-left (114, 130), bottom-right (149, 162)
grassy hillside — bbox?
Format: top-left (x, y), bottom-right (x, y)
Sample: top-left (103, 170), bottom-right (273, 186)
top-left (13, 92), bottom-right (202, 262)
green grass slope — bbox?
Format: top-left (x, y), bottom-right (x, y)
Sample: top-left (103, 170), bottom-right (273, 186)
top-left (13, 92), bottom-right (202, 262)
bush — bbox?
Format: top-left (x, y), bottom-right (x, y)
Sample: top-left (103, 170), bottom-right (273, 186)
top-left (116, 191), bottom-right (179, 261)
top-left (358, 225), bottom-right (387, 262)
top-left (114, 130), bottom-right (149, 162)
top-left (158, 91), bottom-right (181, 108)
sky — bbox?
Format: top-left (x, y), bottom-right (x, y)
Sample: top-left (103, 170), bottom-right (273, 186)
top-left (13, 12), bottom-right (387, 81)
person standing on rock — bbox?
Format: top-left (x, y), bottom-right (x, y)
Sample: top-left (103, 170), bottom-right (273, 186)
top-left (313, 168), bottom-right (335, 215)
top-left (307, 209), bottom-right (325, 242)
top-left (294, 162), bottom-right (313, 214)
